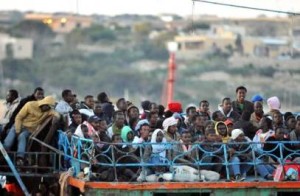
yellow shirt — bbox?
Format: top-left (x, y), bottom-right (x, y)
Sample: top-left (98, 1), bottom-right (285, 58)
top-left (15, 96), bottom-right (59, 133)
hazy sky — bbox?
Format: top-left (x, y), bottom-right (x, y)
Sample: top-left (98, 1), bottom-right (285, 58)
top-left (0, 0), bottom-right (299, 18)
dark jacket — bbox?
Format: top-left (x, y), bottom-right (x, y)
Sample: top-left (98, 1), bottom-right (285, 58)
top-left (233, 120), bottom-right (258, 140)
top-left (232, 100), bottom-right (254, 116)
top-left (263, 137), bottom-right (294, 162)
top-left (101, 102), bottom-right (115, 124)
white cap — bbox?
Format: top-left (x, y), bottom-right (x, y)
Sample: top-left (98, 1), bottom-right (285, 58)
top-left (231, 129), bottom-right (244, 140)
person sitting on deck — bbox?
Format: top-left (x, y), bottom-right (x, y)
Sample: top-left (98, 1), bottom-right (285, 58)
top-left (250, 101), bottom-right (264, 131)
top-left (107, 110), bottom-right (125, 139)
top-left (252, 115), bottom-right (275, 150)
top-left (3, 96), bottom-right (60, 166)
top-left (215, 121), bottom-right (229, 143)
top-left (228, 129), bottom-right (274, 181)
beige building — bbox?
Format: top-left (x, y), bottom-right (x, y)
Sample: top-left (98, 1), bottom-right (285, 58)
top-left (25, 13), bottom-right (93, 33)
top-left (0, 33), bottom-right (33, 60)
top-left (175, 25), bottom-right (291, 58)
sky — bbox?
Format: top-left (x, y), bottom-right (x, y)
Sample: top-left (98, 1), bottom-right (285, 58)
top-left (0, 0), bottom-right (299, 18)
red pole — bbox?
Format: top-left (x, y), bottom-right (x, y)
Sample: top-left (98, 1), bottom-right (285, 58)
top-left (167, 52), bottom-right (176, 105)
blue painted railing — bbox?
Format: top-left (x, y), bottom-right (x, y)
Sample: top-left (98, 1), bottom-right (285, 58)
top-left (57, 131), bottom-right (300, 181)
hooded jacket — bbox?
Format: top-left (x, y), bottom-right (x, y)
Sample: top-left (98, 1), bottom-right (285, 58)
top-left (215, 121), bottom-right (229, 143)
top-left (15, 96), bottom-right (59, 133)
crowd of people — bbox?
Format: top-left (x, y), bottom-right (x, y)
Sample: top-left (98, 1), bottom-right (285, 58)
top-left (1, 86), bottom-right (300, 182)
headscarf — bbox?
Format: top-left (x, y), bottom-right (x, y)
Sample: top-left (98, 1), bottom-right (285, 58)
top-left (121, 126), bottom-right (133, 143)
top-left (162, 117), bottom-right (178, 132)
top-left (150, 129), bottom-right (167, 158)
top-left (267, 96), bottom-right (281, 110)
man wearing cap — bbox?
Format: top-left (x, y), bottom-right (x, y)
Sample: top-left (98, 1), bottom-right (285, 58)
top-left (3, 96), bottom-right (60, 165)
top-left (75, 115), bottom-right (101, 138)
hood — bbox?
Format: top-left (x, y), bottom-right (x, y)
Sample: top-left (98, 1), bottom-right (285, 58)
top-left (38, 96), bottom-right (56, 107)
top-left (121, 126), bottom-right (133, 143)
top-left (214, 121), bottom-right (228, 136)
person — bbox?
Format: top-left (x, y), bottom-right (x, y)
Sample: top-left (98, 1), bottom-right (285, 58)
top-left (140, 100), bottom-right (151, 120)
top-left (252, 115), bottom-right (275, 150)
top-left (121, 126), bottom-right (134, 144)
top-left (147, 111), bottom-right (159, 133)
top-left (284, 112), bottom-right (296, 134)
top-left (215, 121), bottom-right (229, 143)
top-left (3, 96), bottom-right (60, 166)
top-left (211, 111), bottom-right (225, 122)
top-left (200, 128), bottom-right (223, 173)
top-left (232, 86), bottom-right (254, 115)
top-left (55, 89), bottom-right (74, 116)
top-left (229, 129), bottom-right (274, 181)
top-left (289, 118), bottom-right (300, 148)
top-left (79, 95), bottom-right (95, 121)
top-left (97, 92), bottom-right (115, 124)
top-left (198, 100), bottom-right (211, 120)
top-left (107, 111), bottom-right (125, 138)
top-left (116, 98), bottom-right (128, 124)
top-left (218, 97), bottom-right (240, 122)
top-left (74, 115), bottom-right (101, 138)
top-left (272, 110), bottom-right (285, 130)
top-left (68, 110), bottom-right (82, 134)
top-left (266, 96), bottom-right (281, 117)
top-left (143, 129), bottom-right (168, 176)
top-left (188, 114), bottom-right (206, 142)
top-left (250, 101), bottom-right (264, 130)
top-left (0, 89), bottom-right (20, 137)
top-left (2, 87), bottom-right (44, 134)
top-left (184, 106), bottom-right (197, 128)
top-left (55, 89), bottom-right (74, 131)
top-left (233, 111), bottom-right (257, 140)
top-left (264, 127), bottom-right (294, 163)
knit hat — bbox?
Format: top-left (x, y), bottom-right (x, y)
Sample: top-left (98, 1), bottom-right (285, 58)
top-left (168, 102), bottom-right (182, 113)
top-left (231, 129), bottom-right (244, 140)
top-left (251, 94), bottom-right (264, 103)
top-left (267, 96), bottom-right (281, 110)
top-left (162, 116), bottom-right (178, 131)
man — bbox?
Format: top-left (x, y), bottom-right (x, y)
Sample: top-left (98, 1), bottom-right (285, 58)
top-left (55, 89), bottom-right (74, 115)
top-left (55, 89), bottom-right (74, 130)
top-left (218, 97), bottom-right (240, 122)
top-left (79, 95), bottom-right (95, 121)
top-left (107, 111), bottom-right (125, 138)
top-left (3, 96), bottom-right (59, 165)
top-left (232, 86), bottom-right (254, 116)
top-left (97, 92), bottom-right (115, 124)
top-left (3, 87), bottom-right (44, 134)
top-left (0, 89), bottom-right (20, 135)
